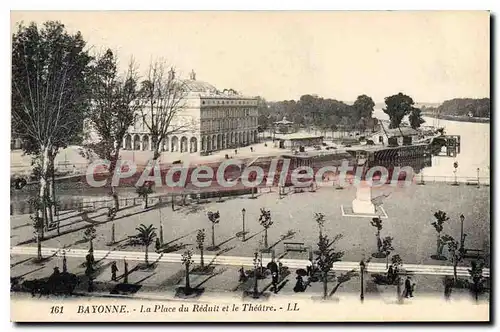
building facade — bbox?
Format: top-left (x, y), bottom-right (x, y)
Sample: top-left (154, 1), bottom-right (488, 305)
top-left (121, 70), bottom-right (259, 155)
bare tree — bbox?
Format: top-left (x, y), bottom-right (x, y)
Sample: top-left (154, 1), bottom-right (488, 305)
top-left (84, 49), bottom-right (140, 211)
top-left (139, 60), bottom-right (192, 161)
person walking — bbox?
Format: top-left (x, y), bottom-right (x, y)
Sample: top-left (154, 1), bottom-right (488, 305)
top-left (387, 264), bottom-right (394, 284)
top-left (444, 277), bottom-right (453, 300)
top-left (111, 261), bottom-right (119, 282)
top-left (238, 266), bottom-right (248, 282)
top-left (293, 275), bottom-right (305, 293)
top-left (404, 276), bottom-right (414, 298)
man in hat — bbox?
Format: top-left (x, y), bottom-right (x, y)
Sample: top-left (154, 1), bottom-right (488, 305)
top-left (404, 276), bottom-right (414, 298)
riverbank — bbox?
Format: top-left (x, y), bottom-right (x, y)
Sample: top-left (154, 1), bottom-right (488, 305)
top-left (421, 112), bottom-right (490, 124)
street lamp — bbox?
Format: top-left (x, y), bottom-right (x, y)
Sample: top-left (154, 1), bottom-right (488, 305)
top-left (253, 251), bottom-right (260, 298)
top-left (459, 214), bottom-right (465, 255)
top-left (359, 260), bottom-right (365, 302)
top-left (477, 168), bottom-right (480, 188)
top-left (241, 208), bottom-right (246, 241)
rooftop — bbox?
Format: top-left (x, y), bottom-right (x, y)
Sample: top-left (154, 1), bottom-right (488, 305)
top-left (275, 133), bottom-right (324, 141)
top-left (376, 127), bottom-right (421, 137)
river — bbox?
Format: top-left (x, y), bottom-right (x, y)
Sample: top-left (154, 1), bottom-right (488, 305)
top-left (373, 109), bottom-right (490, 179)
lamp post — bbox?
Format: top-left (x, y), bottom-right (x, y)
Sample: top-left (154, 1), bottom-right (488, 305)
top-left (459, 214), bottom-right (465, 256)
top-left (477, 168), bottom-right (480, 188)
top-left (452, 161), bottom-right (458, 185)
top-left (159, 205), bottom-right (164, 245)
top-left (253, 251), bottom-right (260, 298)
top-left (241, 208), bottom-right (246, 241)
top-left (359, 260), bottom-right (365, 302)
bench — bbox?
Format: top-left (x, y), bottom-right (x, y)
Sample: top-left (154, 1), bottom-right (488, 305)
top-left (462, 249), bottom-right (485, 260)
top-left (284, 242), bottom-right (307, 252)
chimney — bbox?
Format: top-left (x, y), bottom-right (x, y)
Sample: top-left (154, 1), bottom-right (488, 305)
top-left (168, 68), bottom-right (175, 81)
top-left (189, 69), bottom-right (196, 80)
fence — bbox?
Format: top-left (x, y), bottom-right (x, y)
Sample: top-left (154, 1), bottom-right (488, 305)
top-left (415, 175), bottom-right (490, 185)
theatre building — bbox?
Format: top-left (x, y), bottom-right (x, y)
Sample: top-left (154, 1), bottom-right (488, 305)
top-left (121, 70), bottom-right (259, 155)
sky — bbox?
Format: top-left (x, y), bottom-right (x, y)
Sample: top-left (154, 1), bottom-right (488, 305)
top-left (10, 11), bottom-right (490, 103)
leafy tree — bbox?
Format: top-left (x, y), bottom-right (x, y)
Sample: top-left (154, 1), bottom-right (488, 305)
top-left (136, 182), bottom-right (154, 209)
top-left (207, 211), bottom-right (220, 250)
top-left (409, 107), bottom-right (425, 129)
top-left (353, 95), bottom-right (375, 121)
top-left (442, 234), bottom-right (461, 281)
top-left (12, 21), bottom-right (91, 230)
top-left (382, 93), bottom-right (415, 129)
top-left (83, 225), bottom-right (97, 253)
top-left (135, 224), bottom-right (157, 265)
top-left (315, 212), bottom-right (325, 238)
top-left (84, 49), bottom-right (140, 211)
top-left (370, 217), bottom-right (383, 255)
top-left (381, 236), bottom-right (395, 268)
top-left (181, 250), bottom-right (194, 294)
top-left (316, 233), bottom-right (344, 299)
top-left (468, 260), bottom-right (486, 302)
top-left (196, 229), bottom-right (206, 268)
top-left (259, 208), bottom-right (273, 249)
top-left (431, 211), bottom-right (449, 259)
top-left (434, 98), bottom-right (490, 118)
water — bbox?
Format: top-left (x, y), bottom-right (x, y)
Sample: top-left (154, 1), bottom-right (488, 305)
top-left (10, 111), bottom-right (490, 215)
top-left (373, 109), bottom-right (490, 178)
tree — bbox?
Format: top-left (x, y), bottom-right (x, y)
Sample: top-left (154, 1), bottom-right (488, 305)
top-left (181, 250), bottom-right (194, 295)
top-left (259, 208), bottom-right (273, 249)
top-left (12, 21), bottom-right (91, 231)
top-left (370, 217), bottom-right (384, 257)
top-left (353, 95), bottom-right (375, 121)
top-left (468, 260), bottom-right (486, 302)
top-left (136, 182), bottom-right (154, 209)
top-left (207, 211), bottom-right (220, 251)
top-left (442, 234), bottom-right (461, 281)
top-left (315, 212), bottom-right (325, 238)
top-left (196, 229), bottom-right (206, 268)
top-left (316, 233), bottom-right (344, 299)
top-left (135, 224), bottom-right (157, 265)
top-left (382, 93), bottom-right (415, 129)
top-left (381, 236), bottom-right (395, 268)
top-left (409, 107), bottom-right (425, 129)
top-left (84, 49), bottom-right (140, 211)
top-left (431, 210), bottom-right (449, 260)
top-left (138, 62), bottom-right (190, 162)
top-left (83, 225), bottom-right (97, 253)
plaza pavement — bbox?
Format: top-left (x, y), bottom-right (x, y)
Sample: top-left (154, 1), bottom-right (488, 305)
top-left (10, 254), bottom-right (489, 303)
top-left (10, 183), bottom-right (490, 268)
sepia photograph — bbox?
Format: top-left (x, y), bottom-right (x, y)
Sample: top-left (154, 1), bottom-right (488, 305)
top-left (8, 9), bottom-right (491, 322)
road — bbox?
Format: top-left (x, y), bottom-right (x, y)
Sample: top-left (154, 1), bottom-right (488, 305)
top-left (11, 246), bottom-right (489, 278)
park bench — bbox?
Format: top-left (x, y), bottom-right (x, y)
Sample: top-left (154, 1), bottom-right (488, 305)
top-left (462, 249), bottom-right (485, 260)
top-left (284, 242), bottom-right (307, 253)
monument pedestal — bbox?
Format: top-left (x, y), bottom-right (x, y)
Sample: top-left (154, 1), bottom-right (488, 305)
top-left (352, 184), bottom-right (375, 215)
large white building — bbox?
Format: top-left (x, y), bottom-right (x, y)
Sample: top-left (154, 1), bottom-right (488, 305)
top-left (121, 70), bottom-right (259, 155)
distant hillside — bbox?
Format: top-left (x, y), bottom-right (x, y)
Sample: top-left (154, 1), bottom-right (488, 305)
top-left (422, 98), bottom-right (490, 118)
